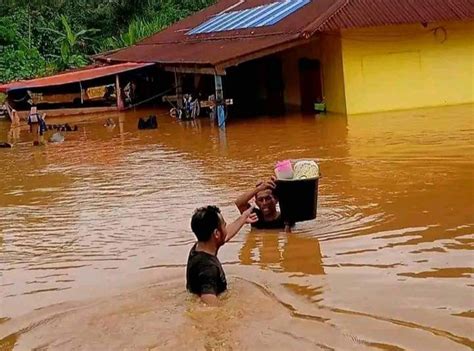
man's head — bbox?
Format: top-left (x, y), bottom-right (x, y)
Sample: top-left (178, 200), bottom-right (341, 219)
top-left (30, 106), bottom-right (37, 114)
top-left (191, 206), bottom-right (227, 247)
top-left (255, 187), bottom-right (278, 218)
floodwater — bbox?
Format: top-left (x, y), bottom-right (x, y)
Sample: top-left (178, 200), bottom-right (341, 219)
top-left (0, 104), bottom-right (473, 350)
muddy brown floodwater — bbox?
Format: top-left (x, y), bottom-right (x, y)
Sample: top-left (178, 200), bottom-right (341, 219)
top-left (0, 104), bottom-right (473, 350)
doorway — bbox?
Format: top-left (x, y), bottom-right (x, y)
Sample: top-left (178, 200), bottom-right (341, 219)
top-left (299, 59), bottom-right (323, 113)
top-left (226, 56), bottom-right (285, 117)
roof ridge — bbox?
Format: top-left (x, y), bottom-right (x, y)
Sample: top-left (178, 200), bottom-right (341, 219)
top-left (300, 0), bottom-right (349, 37)
top-left (302, 0), bottom-right (474, 34)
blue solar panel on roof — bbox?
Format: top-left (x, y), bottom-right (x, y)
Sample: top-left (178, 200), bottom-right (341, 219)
top-left (188, 0), bottom-right (311, 35)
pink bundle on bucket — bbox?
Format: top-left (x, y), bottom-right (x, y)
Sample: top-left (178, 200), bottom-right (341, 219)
top-left (274, 160), bottom-right (294, 179)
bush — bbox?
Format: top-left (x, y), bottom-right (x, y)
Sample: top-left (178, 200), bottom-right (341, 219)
top-left (0, 45), bottom-right (53, 83)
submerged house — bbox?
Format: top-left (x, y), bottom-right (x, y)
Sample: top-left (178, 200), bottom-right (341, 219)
top-left (0, 62), bottom-right (157, 118)
top-left (96, 0), bottom-right (474, 115)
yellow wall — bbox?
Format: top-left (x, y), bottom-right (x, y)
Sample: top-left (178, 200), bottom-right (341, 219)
top-left (279, 36), bottom-right (347, 113)
top-left (320, 34), bottom-right (347, 114)
top-left (341, 21), bottom-right (474, 114)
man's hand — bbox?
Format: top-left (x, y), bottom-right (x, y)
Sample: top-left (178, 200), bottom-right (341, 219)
top-left (256, 176), bottom-right (277, 192)
top-left (235, 177), bottom-right (277, 215)
top-left (225, 205), bottom-right (258, 243)
top-left (242, 205), bottom-right (258, 224)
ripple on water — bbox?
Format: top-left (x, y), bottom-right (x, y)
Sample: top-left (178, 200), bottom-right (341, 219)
top-left (0, 105), bottom-right (473, 349)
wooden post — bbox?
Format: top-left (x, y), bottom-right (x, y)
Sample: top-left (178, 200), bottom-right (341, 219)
top-left (79, 82), bottom-right (84, 105)
top-left (4, 100), bottom-right (13, 122)
top-left (175, 71), bottom-right (183, 109)
top-left (115, 74), bottom-right (124, 111)
top-left (214, 75), bottom-right (226, 129)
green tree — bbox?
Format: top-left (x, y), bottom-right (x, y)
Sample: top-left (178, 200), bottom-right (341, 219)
top-left (102, 18), bottom-right (166, 50)
top-left (41, 15), bottom-right (97, 69)
top-left (0, 0), bottom-right (217, 82)
top-left (0, 46), bottom-right (51, 82)
top-left (0, 11), bottom-right (52, 82)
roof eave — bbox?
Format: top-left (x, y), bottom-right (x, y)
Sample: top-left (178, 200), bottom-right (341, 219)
top-left (101, 34), bottom-right (313, 75)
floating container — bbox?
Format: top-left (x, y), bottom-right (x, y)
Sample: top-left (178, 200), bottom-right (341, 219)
top-left (275, 177), bottom-right (319, 223)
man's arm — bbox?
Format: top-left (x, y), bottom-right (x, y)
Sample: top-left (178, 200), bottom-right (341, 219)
top-left (234, 178), bottom-right (276, 214)
top-left (198, 267), bottom-right (223, 306)
top-left (225, 206), bottom-right (258, 243)
top-left (235, 188), bottom-right (258, 214)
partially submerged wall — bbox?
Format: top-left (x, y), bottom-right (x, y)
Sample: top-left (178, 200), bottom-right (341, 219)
top-left (341, 21), bottom-right (474, 114)
top-left (280, 36), bottom-right (347, 114)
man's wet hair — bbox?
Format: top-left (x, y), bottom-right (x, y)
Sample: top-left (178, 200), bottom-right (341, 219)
top-left (191, 206), bottom-right (222, 242)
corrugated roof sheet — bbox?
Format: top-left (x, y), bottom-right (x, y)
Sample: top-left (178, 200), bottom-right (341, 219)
top-left (98, 0), bottom-right (474, 70)
top-left (99, 0), bottom-right (335, 69)
top-left (188, 0), bottom-right (310, 34)
top-left (138, 0), bottom-right (334, 44)
top-left (0, 62), bottom-right (153, 92)
top-left (309, 0), bottom-right (474, 33)
top-left (102, 34), bottom-right (301, 66)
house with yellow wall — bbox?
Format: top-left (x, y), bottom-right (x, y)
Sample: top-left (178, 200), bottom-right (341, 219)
top-left (95, 0), bottom-right (474, 116)
top-left (340, 21), bottom-right (473, 114)
top-left (279, 19), bottom-right (473, 114)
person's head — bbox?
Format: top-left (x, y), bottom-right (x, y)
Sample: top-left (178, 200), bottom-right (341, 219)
top-left (30, 106), bottom-right (37, 114)
top-left (255, 187), bottom-right (278, 217)
top-left (191, 206), bottom-right (227, 247)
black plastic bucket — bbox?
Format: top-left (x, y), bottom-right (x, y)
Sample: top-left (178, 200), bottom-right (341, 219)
top-left (275, 177), bottom-right (319, 223)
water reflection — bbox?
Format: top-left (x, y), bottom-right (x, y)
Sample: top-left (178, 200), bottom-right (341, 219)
top-left (240, 231), bottom-right (325, 275)
top-left (7, 125), bottom-right (20, 144)
top-left (218, 127), bottom-right (227, 151)
top-left (0, 332), bottom-right (17, 351)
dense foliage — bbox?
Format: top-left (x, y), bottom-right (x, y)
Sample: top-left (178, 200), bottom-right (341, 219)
top-left (0, 0), bottom-right (215, 83)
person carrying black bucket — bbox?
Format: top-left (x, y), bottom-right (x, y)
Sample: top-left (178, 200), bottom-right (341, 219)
top-left (235, 160), bottom-right (320, 232)
top-left (235, 177), bottom-right (292, 232)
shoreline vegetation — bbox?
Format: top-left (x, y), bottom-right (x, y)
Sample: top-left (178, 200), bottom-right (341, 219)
top-left (0, 0), bottom-right (215, 83)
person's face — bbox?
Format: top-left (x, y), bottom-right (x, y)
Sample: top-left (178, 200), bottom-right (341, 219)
top-left (255, 189), bottom-right (278, 216)
top-left (31, 107), bottom-right (37, 114)
top-left (213, 214), bottom-right (227, 248)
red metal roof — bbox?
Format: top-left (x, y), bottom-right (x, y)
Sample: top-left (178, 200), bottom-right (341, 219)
top-left (99, 0), bottom-right (337, 69)
top-left (0, 62), bottom-right (153, 93)
top-left (104, 34), bottom-right (304, 66)
top-left (310, 0), bottom-right (474, 33)
top-left (137, 0), bottom-right (336, 43)
top-left (98, 0), bottom-right (474, 69)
